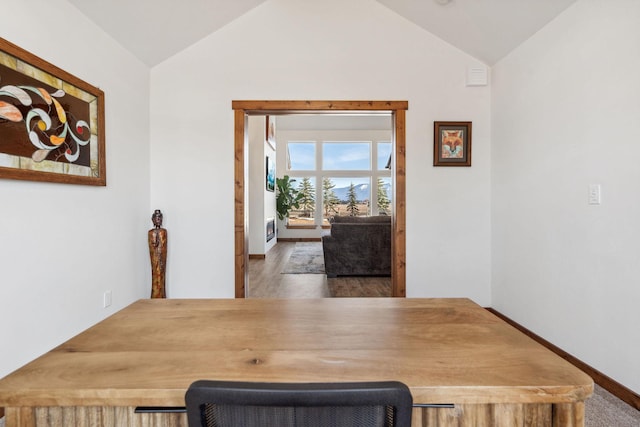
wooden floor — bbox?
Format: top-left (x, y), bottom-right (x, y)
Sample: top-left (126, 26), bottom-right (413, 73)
top-left (248, 241), bottom-right (391, 298)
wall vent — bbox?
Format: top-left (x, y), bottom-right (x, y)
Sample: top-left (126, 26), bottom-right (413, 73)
top-left (466, 66), bottom-right (489, 86)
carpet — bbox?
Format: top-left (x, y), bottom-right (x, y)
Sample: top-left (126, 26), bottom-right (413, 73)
top-left (281, 242), bottom-right (325, 274)
top-left (585, 384), bottom-right (640, 427)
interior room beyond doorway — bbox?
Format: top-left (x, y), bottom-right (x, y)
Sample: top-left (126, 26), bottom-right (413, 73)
top-left (248, 113), bottom-right (394, 298)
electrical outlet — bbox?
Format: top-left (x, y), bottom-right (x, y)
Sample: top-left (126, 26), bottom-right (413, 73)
top-left (103, 290), bottom-right (112, 308)
top-left (588, 184), bottom-right (601, 205)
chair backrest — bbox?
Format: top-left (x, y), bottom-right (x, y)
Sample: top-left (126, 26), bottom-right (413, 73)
top-left (185, 380), bottom-right (413, 427)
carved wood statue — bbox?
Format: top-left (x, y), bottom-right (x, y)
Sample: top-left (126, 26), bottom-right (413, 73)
top-left (148, 209), bottom-right (167, 298)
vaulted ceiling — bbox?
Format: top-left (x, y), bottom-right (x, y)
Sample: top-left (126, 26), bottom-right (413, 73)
top-left (67, 0), bottom-right (578, 67)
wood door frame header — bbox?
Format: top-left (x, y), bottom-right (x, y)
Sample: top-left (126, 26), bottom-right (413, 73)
top-left (232, 100), bottom-right (408, 113)
top-left (233, 100), bottom-right (407, 299)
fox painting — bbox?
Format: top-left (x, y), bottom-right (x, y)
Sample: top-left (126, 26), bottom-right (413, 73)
top-left (441, 130), bottom-right (464, 158)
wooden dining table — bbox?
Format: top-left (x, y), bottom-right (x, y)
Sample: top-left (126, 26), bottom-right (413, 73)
top-left (0, 297), bottom-right (593, 426)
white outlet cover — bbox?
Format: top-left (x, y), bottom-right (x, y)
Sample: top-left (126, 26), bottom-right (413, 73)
top-left (103, 290), bottom-right (112, 307)
top-left (588, 184), bottom-right (601, 205)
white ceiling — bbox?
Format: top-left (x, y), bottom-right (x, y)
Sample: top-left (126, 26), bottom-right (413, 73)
top-left (376, 0), bottom-right (579, 65)
top-left (67, 0), bottom-right (578, 67)
top-left (66, 0), bottom-right (267, 66)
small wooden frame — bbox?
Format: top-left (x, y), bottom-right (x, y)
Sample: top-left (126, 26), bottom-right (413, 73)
top-left (266, 115), bottom-right (276, 150)
top-left (434, 121), bottom-right (471, 167)
top-left (0, 37), bottom-right (105, 185)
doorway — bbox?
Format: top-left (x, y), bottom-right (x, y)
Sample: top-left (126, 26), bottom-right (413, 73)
top-left (233, 100), bottom-right (407, 298)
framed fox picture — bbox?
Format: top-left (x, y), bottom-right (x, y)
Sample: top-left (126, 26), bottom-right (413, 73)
top-left (433, 121), bottom-right (472, 167)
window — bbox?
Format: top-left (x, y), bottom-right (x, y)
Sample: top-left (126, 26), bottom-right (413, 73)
top-left (285, 140), bottom-right (391, 227)
top-left (376, 177), bottom-right (392, 215)
top-left (288, 176), bottom-right (316, 227)
top-left (322, 142), bottom-right (371, 170)
top-left (377, 142), bottom-right (392, 170)
top-left (287, 142), bottom-right (315, 170)
top-left (323, 177), bottom-right (371, 219)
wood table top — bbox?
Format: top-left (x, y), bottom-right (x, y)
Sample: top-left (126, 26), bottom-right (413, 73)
top-left (0, 298), bottom-right (593, 407)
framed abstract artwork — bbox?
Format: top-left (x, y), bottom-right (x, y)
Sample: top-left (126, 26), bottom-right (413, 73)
top-left (0, 37), bottom-right (106, 185)
top-left (266, 155), bottom-right (275, 192)
top-left (433, 121), bottom-right (472, 167)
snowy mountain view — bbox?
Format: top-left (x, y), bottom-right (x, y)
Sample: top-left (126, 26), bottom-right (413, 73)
top-left (332, 182), bottom-right (391, 202)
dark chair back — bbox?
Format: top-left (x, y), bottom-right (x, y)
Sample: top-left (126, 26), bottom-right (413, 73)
top-left (185, 380), bottom-right (413, 427)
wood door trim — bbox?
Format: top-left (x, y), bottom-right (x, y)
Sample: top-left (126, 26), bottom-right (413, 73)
top-left (232, 100), bottom-right (408, 112)
top-left (233, 100), bottom-right (408, 298)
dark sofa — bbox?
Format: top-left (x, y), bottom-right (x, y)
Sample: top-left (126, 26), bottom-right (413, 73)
top-left (322, 215), bottom-right (391, 277)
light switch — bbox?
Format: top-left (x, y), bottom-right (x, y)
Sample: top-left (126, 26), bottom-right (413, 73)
top-left (103, 290), bottom-right (112, 308)
top-left (588, 184), bottom-right (601, 205)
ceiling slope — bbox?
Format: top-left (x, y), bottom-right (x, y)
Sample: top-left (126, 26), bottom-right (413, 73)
top-left (376, 0), bottom-right (579, 65)
top-left (67, 0), bottom-right (578, 67)
top-left (67, 0), bottom-right (268, 66)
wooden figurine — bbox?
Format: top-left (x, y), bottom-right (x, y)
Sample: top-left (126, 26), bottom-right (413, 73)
top-left (148, 209), bottom-right (167, 298)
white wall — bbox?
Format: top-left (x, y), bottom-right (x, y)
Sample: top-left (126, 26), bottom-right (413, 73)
top-left (0, 1), bottom-right (151, 377)
top-left (3, 0), bottom-right (636, 398)
top-left (492, 0), bottom-right (640, 393)
top-left (150, 0), bottom-right (492, 304)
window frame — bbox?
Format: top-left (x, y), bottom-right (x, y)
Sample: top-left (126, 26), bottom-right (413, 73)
top-left (285, 139), bottom-right (392, 226)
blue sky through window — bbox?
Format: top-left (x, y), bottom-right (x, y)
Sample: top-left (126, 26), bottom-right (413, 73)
top-left (322, 142), bottom-right (370, 170)
top-left (377, 142), bottom-right (391, 170)
top-left (288, 142), bottom-right (315, 170)
top-left (288, 141), bottom-right (391, 171)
